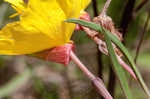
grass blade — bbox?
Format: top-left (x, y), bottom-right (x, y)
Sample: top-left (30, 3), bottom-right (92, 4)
top-left (105, 29), bottom-right (150, 97)
top-left (103, 29), bottom-right (132, 99)
top-left (65, 18), bottom-right (150, 98)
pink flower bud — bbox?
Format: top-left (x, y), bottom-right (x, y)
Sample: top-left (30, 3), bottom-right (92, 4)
top-left (75, 11), bottom-right (91, 31)
top-left (35, 43), bottom-right (75, 65)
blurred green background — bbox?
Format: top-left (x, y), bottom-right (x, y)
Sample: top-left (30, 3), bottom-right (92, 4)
top-left (0, 0), bottom-right (150, 99)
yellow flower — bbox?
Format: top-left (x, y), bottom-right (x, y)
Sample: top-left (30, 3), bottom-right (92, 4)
top-left (0, 0), bottom-right (91, 55)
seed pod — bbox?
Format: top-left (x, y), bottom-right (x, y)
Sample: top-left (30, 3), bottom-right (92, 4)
top-left (93, 15), bottom-right (123, 41)
top-left (92, 14), bottom-right (123, 57)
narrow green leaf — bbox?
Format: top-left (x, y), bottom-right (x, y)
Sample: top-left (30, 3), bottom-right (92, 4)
top-left (66, 19), bottom-right (132, 98)
top-left (0, 68), bottom-right (32, 98)
top-left (65, 19), bottom-right (150, 97)
top-left (103, 29), bottom-right (132, 99)
top-left (103, 28), bottom-right (150, 97)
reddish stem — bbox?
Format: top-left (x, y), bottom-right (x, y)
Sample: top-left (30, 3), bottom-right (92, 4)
top-left (100, 0), bottom-right (112, 16)
top-left (70, 51), bottom-right (95, 80)
top-left (70, 51), bottom-right (113, 99)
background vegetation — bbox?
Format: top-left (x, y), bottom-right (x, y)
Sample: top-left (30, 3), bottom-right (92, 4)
top-left (0, 0), bottom-right (150, 99)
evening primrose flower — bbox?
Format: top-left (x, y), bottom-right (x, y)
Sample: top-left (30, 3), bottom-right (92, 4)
top-left (0, 0), bottom-right (91, 55)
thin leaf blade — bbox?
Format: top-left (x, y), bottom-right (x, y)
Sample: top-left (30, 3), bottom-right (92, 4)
top-left (65, 18), bottom-right (150, 98)
top-left (66, 19), bottom-right (133, 98)
top-left (103, 29), bottom-right (132, 99)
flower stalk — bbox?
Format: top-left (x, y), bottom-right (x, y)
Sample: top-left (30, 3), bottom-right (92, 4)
top-left (70, 51), bottom-right (113, 99)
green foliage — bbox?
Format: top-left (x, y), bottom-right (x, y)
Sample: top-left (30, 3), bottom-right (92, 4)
top-left (65, 18), bottom-right (150, 98)
top-left (103, 28), bottom-right (132, 99)
top-left (33, 77), bottom-right (59, 99)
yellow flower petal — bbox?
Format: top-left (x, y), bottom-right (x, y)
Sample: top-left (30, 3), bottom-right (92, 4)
top-left (0, 22), bottom-right (65, 55)
top-left (5, 0), bottom-right (25, 9)
top-left (56, 0), bottom-right (91, 41)
top-left (5, 0), bottom-right (26, 18)
top-left (9, 5), bottom-right (23, 18)
top-left (57, 0), bottom-right (91, 18)
top-left (0, 0), bottom-right (91, 55)
top-left (21, 0), bottom-right (68, 42)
